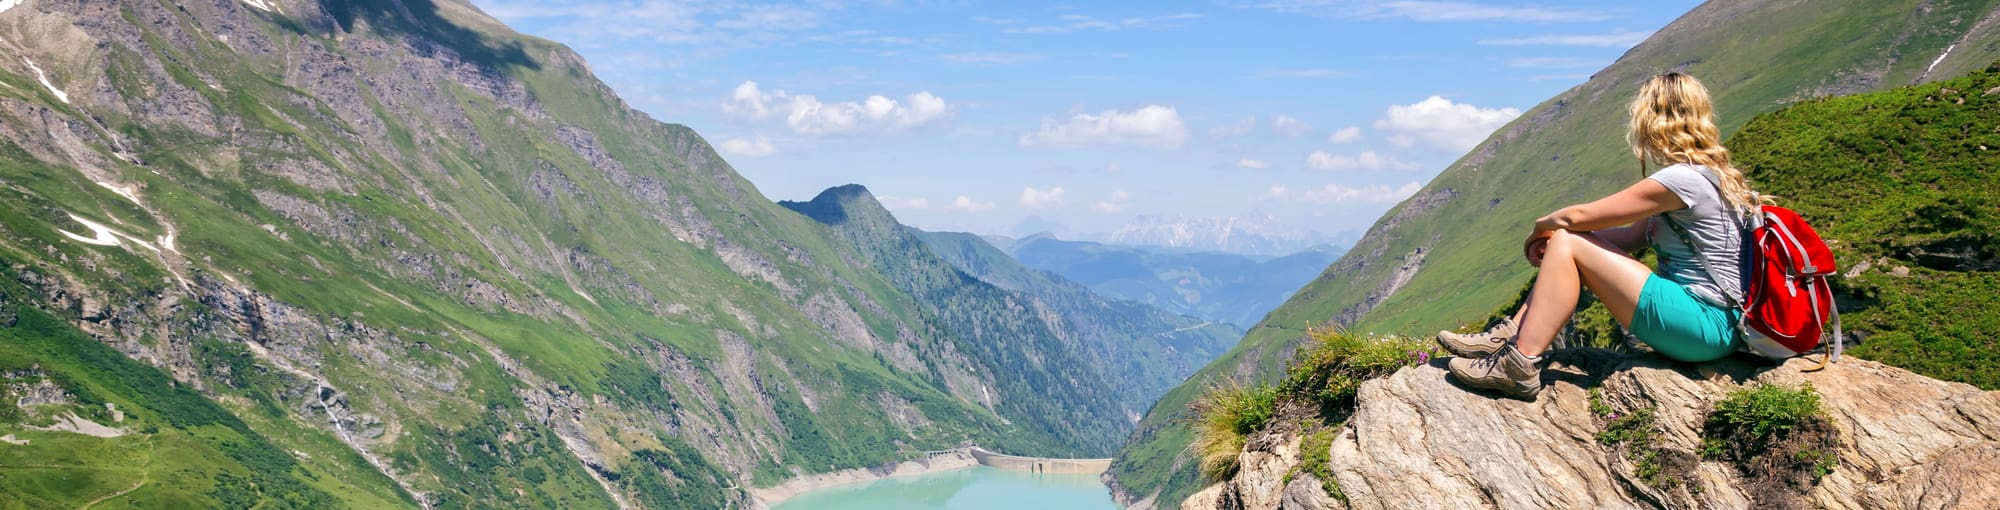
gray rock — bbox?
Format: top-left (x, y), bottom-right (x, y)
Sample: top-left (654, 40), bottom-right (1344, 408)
top-left (1188, 350), bottom-right (2000, 509)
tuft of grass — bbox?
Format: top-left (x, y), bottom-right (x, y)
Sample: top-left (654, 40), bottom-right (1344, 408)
top-left (1594, 404), bottom-right (1697, 491)
top-left (1280, 326), bottom-right (1437, 420)
top-left (1186, 379), bottom-right (1279, 481)
top-left (1701, 383), bottom-right (1841, 506)
top-left (1293, 425), bottom-right (1345, 501)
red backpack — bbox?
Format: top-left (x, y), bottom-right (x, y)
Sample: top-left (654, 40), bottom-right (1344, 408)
top-left (1664, 173), bottom-right (1843, 369)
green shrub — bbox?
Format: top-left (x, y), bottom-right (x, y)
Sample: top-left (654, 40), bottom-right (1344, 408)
top-left (1701, 383), bottom-right (1841, 506)
top-left (1280, 327), bottom-right (1435, 420)
top-left (1187, 379), bottom-right (1278, 480)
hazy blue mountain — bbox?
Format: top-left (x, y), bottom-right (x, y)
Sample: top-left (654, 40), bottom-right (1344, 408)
top-left (1003, 235), bottom-right (1346, 329)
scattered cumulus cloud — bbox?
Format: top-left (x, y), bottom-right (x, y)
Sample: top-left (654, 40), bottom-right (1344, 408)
top-left (1327, 126), bottom-right (1363, 143)
top-left (1271, 115), bottom-right (1314, 137)
top-left (1373, 95), bottom-right (1520, 152)
top-left (1301, 182), bottom-right (1424, 203)
top-left (1480, 30), bottom-right (1653, 47)
top-left (1236, 158), bottom-right (1273, 169)
top-left (1020, 186), bottom-right (1068, 208)
top-left (717, 136), bottom-right (777, 157)
top-left (1238, 1), bottom-right (1611, 22)
top-left (1266, 184), bottom-right (1291, 198)
top-left (950, 195), bottom-right (995, 212)
top-left (724, 81), bottom-right (950, 136)
top-left (1020, 105), bottom-right (1190, 148)
top-left (1305, 150), bottom-right (1416, 171)
top-left (1090, 190), bottom-right (1133, 213)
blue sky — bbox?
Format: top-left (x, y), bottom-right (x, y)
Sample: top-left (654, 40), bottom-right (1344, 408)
top-left (471, 0), bottom-right (1702, 238)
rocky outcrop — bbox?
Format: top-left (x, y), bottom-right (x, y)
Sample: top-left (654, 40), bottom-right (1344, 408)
top-left (1187, 351), bottom-right (2000, 509)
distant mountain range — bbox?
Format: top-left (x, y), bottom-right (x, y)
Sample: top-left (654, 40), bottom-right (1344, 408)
top-left (992, 234), bottom-right (1345, 330)
top-left (1008, 213), bottom-right (1358, 257)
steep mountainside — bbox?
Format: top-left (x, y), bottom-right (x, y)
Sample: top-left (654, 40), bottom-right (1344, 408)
top-left (1173, 64), bottom-right (2000, 510)
top-left (0, 1), bottom-right (1132, 508)
top-left (912, 227), bottom-right (1243, 411)
top-left (1114, 1), bottom-right (2000, 507)
top-left (781, 186), bottom-right (1235, 448)
top-left (1006, 234), bottom-right (1343, 329)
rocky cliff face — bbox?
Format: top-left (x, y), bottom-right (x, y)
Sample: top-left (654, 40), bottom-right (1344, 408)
top-left (1184, 352), bottom-right (2000, 510)
top-left (0, 1), bottom-right (1168, 507)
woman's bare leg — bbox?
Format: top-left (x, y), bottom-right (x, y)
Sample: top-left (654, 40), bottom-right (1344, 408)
top-left (1515, 230), bottom-right (1653, 357)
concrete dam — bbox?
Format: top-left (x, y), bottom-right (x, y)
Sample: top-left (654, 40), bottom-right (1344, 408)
top-left (967, 446), bottom-right (1113, 475)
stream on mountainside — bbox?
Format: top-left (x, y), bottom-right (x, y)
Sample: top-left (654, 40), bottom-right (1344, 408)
top-left (770, 466), bottom-right (1118, 510)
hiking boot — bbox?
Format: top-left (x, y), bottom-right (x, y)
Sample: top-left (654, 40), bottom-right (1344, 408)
top-left (1437, 318), bottom-right (1517, 358)
top-left (1448, 343), bottom-right (1544, 400)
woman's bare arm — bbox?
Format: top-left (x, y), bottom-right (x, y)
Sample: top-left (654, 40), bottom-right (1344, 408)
top-left (1534, 179), bottom-right (1685, 234)
top-left (1591, 219), bottom-right (1656, 254)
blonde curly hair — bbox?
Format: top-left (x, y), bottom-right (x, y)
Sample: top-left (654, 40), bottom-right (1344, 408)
top-left (1627, 73), bottom-right (1765, 211)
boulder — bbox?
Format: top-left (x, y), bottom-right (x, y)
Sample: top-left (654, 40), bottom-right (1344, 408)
top-left (1187, 350), bottom-right (2000, 509)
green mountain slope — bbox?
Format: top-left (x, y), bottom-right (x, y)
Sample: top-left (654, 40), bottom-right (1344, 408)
top-left (1112, 1), bottom-right (2000, 506)
top-left (0, 1), bottom-right (1137, 507)
top-left (913, 227), bottom-right (1243, 412)
top-left (1004, 235), bottom-right (1345, 329)
top-left (1730, 62), bottom-right (2000, 388)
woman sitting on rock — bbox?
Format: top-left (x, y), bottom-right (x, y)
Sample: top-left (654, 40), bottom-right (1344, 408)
top-left (1439, 73), bottom-right (1757, 400)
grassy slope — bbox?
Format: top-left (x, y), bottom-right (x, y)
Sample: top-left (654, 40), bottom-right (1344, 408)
top-left (1731, 63), bottom-right (2000, 388)
top-left (1113, 1), bottom-right (2000, 506)
top-left (0, 0), bottom-right (1111, 506)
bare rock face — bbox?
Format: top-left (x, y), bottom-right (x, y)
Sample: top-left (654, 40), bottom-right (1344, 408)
top-left (1187, 350), bottom-right (2000, 509)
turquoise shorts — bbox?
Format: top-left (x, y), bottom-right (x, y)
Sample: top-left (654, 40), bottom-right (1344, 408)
top-left (1630, 274), bottom-right (1743, 362)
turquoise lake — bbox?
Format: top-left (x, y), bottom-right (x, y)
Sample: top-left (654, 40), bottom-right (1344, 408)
top-left (769, 466), bottom-right (1120, 510)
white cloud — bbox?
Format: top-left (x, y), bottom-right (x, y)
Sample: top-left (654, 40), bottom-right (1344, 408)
top-left (717, 136), bottom-right (777, 157)
top-left (1506, 57), bottom-right (1607, 69)
top-left (1271, 115), bottom-right (1314, 137)
top-left (1305, 150), bottom-right (1416, 171)
top-left (1327, 126), bottom-right (1363, 143)
top-left (1241, 1), bottom-right (1610, 22)
top-left (1020, 105), bottom-right (1190, 148)
top-left (723, 81), bottom-right (951, 136)
top-left (950, 195), bottom-right (995, 212)
top-left (941, 52), bottom-right (1046, 64)
top-left (1090, 190), bottom-right (1133, 213)
top-left (1236, 158), bottom-right (1272, 169)
top-left (879, 196), bottom-right (931, 210)
top-left (1210, 116), bottom-right (1258, 138)
top-left (1020, 187), bottom-right (1067, 208)
top-left (1480, 30), bottom-right (1653, 47)
top-left (1373, 96), bottom-right (1520, 152)
top-left (1301, 182), bottom-right (1424, 203)
top-left (1266, 184), bottom-right (1291, 198)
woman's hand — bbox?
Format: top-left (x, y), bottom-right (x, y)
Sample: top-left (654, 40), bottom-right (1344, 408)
top-left (1524, 229), bottom-right (1556, 267)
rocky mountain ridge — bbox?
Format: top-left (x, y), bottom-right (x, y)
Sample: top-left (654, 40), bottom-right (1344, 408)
top-left (0, 1), bottom-right (1207, 507)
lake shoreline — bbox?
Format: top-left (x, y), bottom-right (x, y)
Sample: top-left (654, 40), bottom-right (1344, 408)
top-left (749, 449), bottom-right (981, 509)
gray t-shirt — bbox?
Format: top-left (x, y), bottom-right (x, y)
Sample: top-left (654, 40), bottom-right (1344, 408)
top-left (1647, 164), bottom-right (1746, 308)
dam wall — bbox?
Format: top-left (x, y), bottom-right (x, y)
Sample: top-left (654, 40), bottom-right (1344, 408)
top-left (969, 447), bottom-right (1112, 475)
